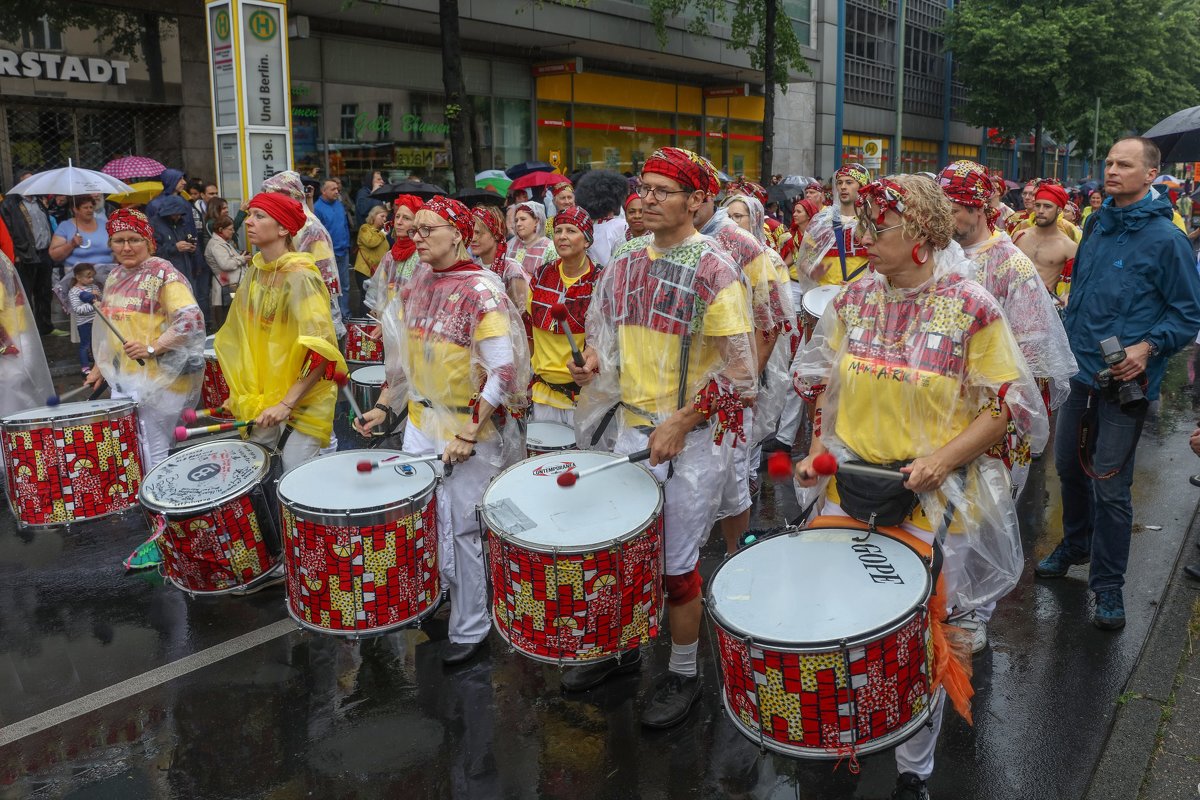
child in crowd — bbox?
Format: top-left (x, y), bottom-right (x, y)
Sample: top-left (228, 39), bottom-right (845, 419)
top-left (67, 263), bottom-right (98, 376)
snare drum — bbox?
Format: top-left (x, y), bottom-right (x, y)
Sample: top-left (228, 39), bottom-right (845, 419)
top-left (525, 420), bottom-right (576, 456)
top-left (139, 441), bottom-right (280, 595)
top-left (201, 335), bottom-right (231, 416)
top-left (351, 365), bottom-right (387, 415)
top-left (481, 451), bottom-right (664, 663)
top-left (708, 526), bottom-right (933, 758)
top-left (344, 317), bottom-right (383, 365)
top-left (1, 399), bottom-right (143, 527)
top-left (278, 451), bottom-right (439, 636)
top-left (800, 285), bottom-right (839, 342)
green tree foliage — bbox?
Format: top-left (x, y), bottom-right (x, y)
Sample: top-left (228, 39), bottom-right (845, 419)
top-left (0, 2), bottom-right (174, 63)
top-left (945, 0), bottom-right (1200, 169)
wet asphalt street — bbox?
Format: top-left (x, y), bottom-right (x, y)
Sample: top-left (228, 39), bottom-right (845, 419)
top-left (2, 344), bottom-right (1199, 800)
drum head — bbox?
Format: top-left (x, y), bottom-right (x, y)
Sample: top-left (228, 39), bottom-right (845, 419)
top-left (709, 528), bottom-right (930, 646)
top-left (140, 440), bottom-right (272, 513)
top-left (802, 285), bottom-right (840, 319)
top-left (481, 451), bottom-right (662, 551)
top-left (525, 421), bottom-right (576, 450)
top-left (351, 365), bottom-right (387, 387)
top-left (278, 450), bottom-right (436, 514)
top-left (2, 399), bottom-right (134, 425)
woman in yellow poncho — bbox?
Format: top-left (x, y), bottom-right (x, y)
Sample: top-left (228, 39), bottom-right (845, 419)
top-left (214, 193), bottom-right (346, 472)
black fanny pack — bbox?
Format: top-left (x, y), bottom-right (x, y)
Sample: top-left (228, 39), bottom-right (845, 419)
top-left (835, 460), bottom-right (919, 528)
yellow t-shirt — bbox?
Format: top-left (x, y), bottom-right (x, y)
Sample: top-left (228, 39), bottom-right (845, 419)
top-left (529, 264), bottom-right (588, 410)
top-left (816, 253), bottom-right (871, 287)
top-left (406, 309), bottom-right (509, 435)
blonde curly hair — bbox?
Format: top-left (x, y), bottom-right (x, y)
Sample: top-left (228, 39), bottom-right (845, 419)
top-left (863, 173), bottom-right (955, 250)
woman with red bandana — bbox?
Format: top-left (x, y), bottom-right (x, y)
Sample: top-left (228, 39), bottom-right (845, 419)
top-left (624, 193), bottom-right (647, 240)
top-left (355, 196), bottom-right (530, 667)
top-left (528, 206), bottom-right (599, 425)
top-left (470, 204), bottom-right (528, 311)
top-left (365, 194), bottom-right (424, 315)
top-left (214, 193), bottom-right (346, 473)
top-left (546, 179), bottom-right (575, 236)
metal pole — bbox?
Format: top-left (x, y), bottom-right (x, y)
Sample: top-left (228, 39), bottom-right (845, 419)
top-left (1092, 96), bottom-right (1101, 180)
top-left (834, 0), bottom-right (846, 172)
top-left (939, 0), bottom-right (953, 168)
top-left (894, 0), bottom-right (906, 173)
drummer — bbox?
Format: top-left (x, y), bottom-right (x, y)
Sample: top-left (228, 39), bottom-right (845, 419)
top-left (470, 204), bottom-right (528, 311)
top-left (214, 193), bottom-right (346, 471)
top-left (794, 164), bottom-right (873, 287)
top-left (0, 248), bottom-right (54, 483)
top-left (528, 205), bottom-right (599, 426)
top-left (365, 194), bottom-right (424, 316)
top-left (354, 195), bottom-right (530, 668)
top-left (566, 147), bottom-right (757, 728)
top-left (791, 175), bottom-right (1048, 799)
top-left (82, 208), bottom-right (205, 569)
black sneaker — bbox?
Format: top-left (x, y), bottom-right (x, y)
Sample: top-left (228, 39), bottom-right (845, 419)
top-left (1034, 542), bottom-right (1090, 578)
top-left (891, 772), bottom-right (931, 800)
top-left (641, 672), bottom-right (701, 728)
top-left (1093, 588), bottom-right (1126, 631)
top-left (560, 650), bottom-right (641, 691)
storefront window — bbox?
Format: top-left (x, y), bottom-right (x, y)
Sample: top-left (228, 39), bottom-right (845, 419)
top-left (678, 115), bottom-right (702, 156)
top-left (536, 101), bottom-right (571, 174)
top-left (485, 97), bottom-right (531, 172)
top-left (572, 105), bottom-right (675, 175)
top-left (728, 120), bottom-right (763, 179)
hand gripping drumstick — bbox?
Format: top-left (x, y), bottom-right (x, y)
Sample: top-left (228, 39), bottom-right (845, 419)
top-left (549, 303), bottom-right (585, 368)
top-left (556, 448), bottom-right (652, 487)
top-left (80, 291), bottom-right (145, 366)
top-left (181, 407), bottom-right (226, 424)
top-left (174, 419), bottom-right (253, 443)
top-left (356, 451), bottom-right (474, 473)
top-left (811, 452), bottom-right (907, 481)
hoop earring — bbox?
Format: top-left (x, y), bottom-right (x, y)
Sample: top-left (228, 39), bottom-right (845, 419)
top-left (911, 243), bottom-right (929, 265)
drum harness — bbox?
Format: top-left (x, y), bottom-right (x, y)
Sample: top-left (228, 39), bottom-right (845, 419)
top-left (831, 214), bottom-right (868, 284)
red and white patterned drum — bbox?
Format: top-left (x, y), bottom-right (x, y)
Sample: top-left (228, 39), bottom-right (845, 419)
top-left (708, 527), bottom-right (934, 758)
top-left (344, 317), bottom-right (383, 365)
top-left (278, 451), bottom-right (439, 636)
top-left (481, 451), bottom-right (664, 664)
top-left (201, 335), bottom-right (230, 416)
top-left (139, 440), bottom-right (280, 595)
top-left (1, 399), bottom-right (143, 528)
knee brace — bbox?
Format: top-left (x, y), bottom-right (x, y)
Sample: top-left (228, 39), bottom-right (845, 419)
top-left (664, 566), bottom-right (702, 607)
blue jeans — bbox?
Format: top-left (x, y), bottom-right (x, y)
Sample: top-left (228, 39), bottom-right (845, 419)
top-left (1053, 380), bottom-right (1143, 592)
top-left (334, 251), bottom-right (351, 320)
top-left (77, 321), bottom-right (93, 369)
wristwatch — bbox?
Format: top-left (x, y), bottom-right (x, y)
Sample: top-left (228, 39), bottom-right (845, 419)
top-left (146, 345), bottom-right (156, 358)
top-left (1142, 339), bottom-right (1160, 358)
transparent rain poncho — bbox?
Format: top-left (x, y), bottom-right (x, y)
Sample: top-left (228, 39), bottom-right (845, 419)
top-left (364, 248), bottom-right (422, 315)
top-left (0, 251), bottom-right (53, 417)
top-left (793, 206), bottom-right (872, 286)
top-left (214, 251), bottom-right (347, 446)
top-left (960, 233), bottom-right (1077, 409)
top-left (510, 202), bottom-right (558, 279)
top-left (379, 262), bottom-right (531, 468)
top-left (575, 232), bottom-right (759, 449)
top-left (713, 197), bottom-right (798, 444)
top-left (93, 256), bottom-right (205, 409)
top-left (790, 246), bottom-right (1049, 611)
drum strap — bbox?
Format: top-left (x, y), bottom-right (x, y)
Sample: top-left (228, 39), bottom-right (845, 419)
top-left (532, 374), bottom-right (581, 402)
top-left (832, 214), bottom-right (866, 283)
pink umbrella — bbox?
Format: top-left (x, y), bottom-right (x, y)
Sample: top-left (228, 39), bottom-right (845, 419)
top-left (101, 156), bottom-right (166, 182)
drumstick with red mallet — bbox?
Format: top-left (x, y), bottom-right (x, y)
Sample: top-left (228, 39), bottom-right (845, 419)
top-left (174, 419), bottom-right (254, 443)
top-left (550, 303), bottom-right (585, 367)
top-left (355, 450), bottom-right (476, 473)
top-left (810, 452), bottom-right (907, 481)
top-left (181, 407), bottom-right (227, 424)
top-left (333, 370), bottom-right (366, 423)
top-left (79, 291), bottom-right (145, 366)
top-left (556, 448), bottom-right (653, 487)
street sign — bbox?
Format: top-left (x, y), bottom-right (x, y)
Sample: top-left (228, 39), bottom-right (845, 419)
top-left (862, 139), bottom-right (883, 170)
top-left (532, 59), bottom-right (582, 77)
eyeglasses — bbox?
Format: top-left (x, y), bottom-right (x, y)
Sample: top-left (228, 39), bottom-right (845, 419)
top-left (109, 237), bottom-right (147, 248)
top-left (412, 224), bottom-right (455, 238)
top-left (853, 218), bottom-right (905, 242)
top-left (727, 212), bottom-right (750, 222)
top-left (635, 185), bottom-right (694, 203)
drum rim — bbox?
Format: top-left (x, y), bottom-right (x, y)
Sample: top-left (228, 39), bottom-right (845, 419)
top-left (481, 449), bottom-right (665, 554)
top-left (525, 420), bottom-right (577, 449)
top-left (277, 449), bottom-right (437, 517)
top-left (0, 398), bottom-right (138, 428)
top-left (139, 440), bottom-right (275, 514)
top-left (350, 365), bottom-right (387, 385)
top-left (801, 284), bottom-right (840, 317)
top-left (705, 526), bottom-right (932, 650)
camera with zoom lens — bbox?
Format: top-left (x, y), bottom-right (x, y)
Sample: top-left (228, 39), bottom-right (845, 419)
top-left (1095, 336), bottom-right (1148, 413)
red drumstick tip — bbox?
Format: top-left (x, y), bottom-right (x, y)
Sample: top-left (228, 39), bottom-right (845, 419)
top-left (812, 452), bottom-right (838, 475)
top-left (174, 426), bottom-right (189, 442)
top-left (333, 371), bottom-right (350, 388)
top-left (181, 408), bottom-right (198, 424)
top-left (556, 471), bottom-right (578, 487)
top-left (356, 460), bottom-right (375, 473)
top-left (550, 303), bottom-right (568, 322)
top-left (766, 451), bottom-right (792, 480)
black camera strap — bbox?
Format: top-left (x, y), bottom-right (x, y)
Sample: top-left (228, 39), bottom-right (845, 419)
top-left (1077, 386), bottom-right (1146, 480)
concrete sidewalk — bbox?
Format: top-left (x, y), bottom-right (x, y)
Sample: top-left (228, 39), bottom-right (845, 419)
top-left (1087, 493), bottom-right (1200, 800)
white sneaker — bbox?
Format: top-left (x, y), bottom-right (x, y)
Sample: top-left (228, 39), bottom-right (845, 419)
top-left (955, 616), bottom-right (987, 653)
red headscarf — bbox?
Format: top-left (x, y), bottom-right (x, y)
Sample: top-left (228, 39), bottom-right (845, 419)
top-left (471, 205), bottom-right (507, 277)
top-left (795, 198), bottom-right (823, 223)
top-left (245, 193), bottom-right (306, 236)
top-left (422, 196), bottom-right (474, 242)
top-left (939, 160), bottom-right (999, 230)
top-left (551, 205), bottom-right (594, 243)
top-left (1035, 183), bottom-right (1069, 209)
top-left (855, 179), bottom-right (908, 225)
top-left (550, 180), bottom-right (574, 198)
top-left (391, 194), bottom-right (424, 261)
top-left (835, 164), bottom-right (871, 186)
top-left (106, 208), bottom-right (154, 241)
top-left (642, 147), bottom-right (720, 196)
top-left (623, 193), bottom-right (640, 209)
top-left (728, 178), bottom-right (767, 204)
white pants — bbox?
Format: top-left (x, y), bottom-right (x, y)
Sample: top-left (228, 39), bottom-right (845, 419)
top-left (775, 391), bottom-right (805, 448)
top-left (111, 388), bottom-right (185, 474)
top-left (615, 424), bottom-right (725, 575)
top-left (248, 425), bottom-right (323, 473)
top-left (895, 689), bottom-right (945, 780)
top-left (531, 403), bottom-right (574, 426)
top-left (403, 422), bottom-right (494, 644)
top-left (717, 408), bottom-right (753, 518)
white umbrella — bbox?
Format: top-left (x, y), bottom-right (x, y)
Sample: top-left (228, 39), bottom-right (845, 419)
top-left (7, 160), bottom-right (135, 197)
